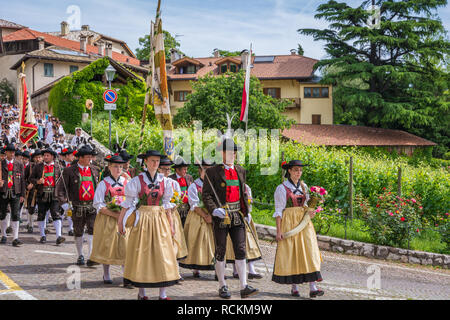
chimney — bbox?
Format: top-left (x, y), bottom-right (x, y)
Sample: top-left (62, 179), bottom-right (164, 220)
top-left (213, 48), bottom-right (220, 58)
top-left (170, 48), bottom-right (180, 63)
top-left (290, 49), bottom-right (297, 55)
top-left (80, 35), bottom-right (87, 53)
top-left (241, 49), bottom-right (249, 70)
top-left (105, 42), bottom-right (113, 58)
top-left (97, 41), bottom-right (105, 56)
top-left (60, 21), bottom-right (69, 36)
top-left (81, 25), bottom-right (89, 31)
top-left (37, 36), bottom-right (45, 50)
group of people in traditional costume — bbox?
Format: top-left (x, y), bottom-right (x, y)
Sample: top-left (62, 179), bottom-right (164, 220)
top-left (0, 117), bottom-right (326, 299)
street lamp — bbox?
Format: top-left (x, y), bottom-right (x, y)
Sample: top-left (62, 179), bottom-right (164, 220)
top-left (104, 64), bottom-right (116, 149)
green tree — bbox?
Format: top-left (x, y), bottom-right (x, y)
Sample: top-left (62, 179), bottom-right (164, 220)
top-left (297, 44), bottom-right (304, 55)
top-left (298, 0), bottom-right (450, 156)
top-left (173, 71), bottom-right (295, 131)
top-left (0, 78), bottom-right (15, 104)
top-left (136, 30), bottom-right (182, 61)
top-left (214, 49), bottom-right (242, 57)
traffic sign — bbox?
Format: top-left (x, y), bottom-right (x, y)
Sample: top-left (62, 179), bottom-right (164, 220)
top-left (103, 89), bottom-right (118, 104)
top-left (104, 103), bottom-right (117, 110)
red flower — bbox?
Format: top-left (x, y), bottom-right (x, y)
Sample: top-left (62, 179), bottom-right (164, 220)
top-left (376, 204), bottom-right (380, 208)
top-left (383, 187), bottom-right (386, 190)
top-left (62, 148), bottom-right (68, 153)
top-left (400, 217), bottom-right (405, 222)
top-left (114, 153), bottom-right (119, 156)
top-left (106, 155), bottom-right (112, 159)
top-left (73, 151), bottom-right (77, 156)
top-left (281, 161), bottom-right (287, 167)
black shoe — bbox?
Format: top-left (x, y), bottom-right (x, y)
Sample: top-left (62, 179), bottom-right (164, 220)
top-left (27, 226), bottom-right (33, 234)
top-left (68, 230), bottom-right (74, 236)
top-left (86, 259), bottom-right (99, 267)
top-left (248, 273), bottom-right (263, 279)
top-left (193, 271), bottom-right (200, 278)
top-left (6, 227), bottom-right (12, 234)
top-left (45, 229), bottom-right (49, 235)
top-left (309, 289), bottom-right (325, 298)
top-left (219, 285), bottom-right (231, 299)
top-left (103, 276), bottom-right (113, 284)
top-left (291, 289), bottom-right (300, 297)
top-left (233, 273), bottom-right (239, 279)
top-left (56, 237), bottom-right (66, 245)
top-left (40, 236), bottom-right (46, 244)
top-left (77, 255), bottom-right (85, 266)
top-left (123, 279), bottom-right (134, 289)
top-left (12, 239), bottom-right (23, 247)
top-left (240, 285), bottom-right (259, 298)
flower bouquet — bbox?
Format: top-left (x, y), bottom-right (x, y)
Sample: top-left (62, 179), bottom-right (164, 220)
top-left (170, 191), bottom-right (185, 207)
top-left (308, 186), bottom-right (328, 208)
top-left (105, 192), bottom-right (125, 212)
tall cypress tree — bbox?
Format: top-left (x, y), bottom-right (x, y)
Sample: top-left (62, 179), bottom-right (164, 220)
top-left (299, 0), bottom-right (449, 156)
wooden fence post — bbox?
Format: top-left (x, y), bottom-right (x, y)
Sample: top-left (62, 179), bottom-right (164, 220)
top-left (349, 156), bottom-right (353, 221)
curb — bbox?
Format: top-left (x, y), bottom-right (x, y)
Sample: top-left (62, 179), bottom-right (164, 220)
top-left (255, 223), bottom-right (450, 269)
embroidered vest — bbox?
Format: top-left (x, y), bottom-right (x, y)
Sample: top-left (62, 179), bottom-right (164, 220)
top-left (7, 162), bottom-right (13, 189)
top-left (284, 182), bottom-right (306, 207)
top-left (44, 164), bottom-right (55, 187)
top-left (225, 167), bottom-right (240, 203)
top-left (177, 176), bottom-right (189, 204)
top-left (104, 178), bottom-right (127, 197)
top-left (78, 167), bottom-right (95, 201)
top-left (138, 174), bottom-right (165, 206)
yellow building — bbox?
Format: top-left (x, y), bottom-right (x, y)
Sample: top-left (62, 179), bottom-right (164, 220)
top-left (167, 49), bottom-right (333, 124)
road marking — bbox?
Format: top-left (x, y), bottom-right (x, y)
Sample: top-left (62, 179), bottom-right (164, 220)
top-left (260, 244), bottom-right (450, 278)
top-left (0, 270), bottom-right (37, 300)
top-left (34, 250), bottom-right (75, 256)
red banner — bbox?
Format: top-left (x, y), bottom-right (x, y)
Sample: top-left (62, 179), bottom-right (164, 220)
top-left (19, 76), bottom-right (38, 144)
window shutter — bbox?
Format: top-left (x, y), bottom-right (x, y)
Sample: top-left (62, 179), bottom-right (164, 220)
top-left (174, 91), bottom-right (180, 102)
top-left (275, 88), bottom-right (281, 99)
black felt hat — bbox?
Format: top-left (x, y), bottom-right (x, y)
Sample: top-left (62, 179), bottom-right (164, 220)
top-left (159, 155), bottom-right (173, 166)
top-left (104, 154), bottom-right (127, 164)
top-left (281, 160), bottom-right (308, 170)
top-left (119, 149), bottom-right (133, 161)
top-left (4, 144), bottom-right (16, 152)
top-left (172, 157), bottom-right (189, 168)
top-left (216, 138), bottom-right (241, 152)
top-left (15, 149), bottom-right (22, 157)
top-left (137, 149), bottom-right (162, 159)
top-left (60, 147), bottom-right (74, 156)
top-left (31, 149), bottom-right (42, 159)
top-left (76, 145), bottom-right (97, 157)
top-left (43, 148), bottom-right (57, 158)
top-left (22, 151), bottom-right (31, 159)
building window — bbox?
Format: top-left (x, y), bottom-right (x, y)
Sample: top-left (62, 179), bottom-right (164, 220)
top-left (44, 63), bottom-right (54, 77)
top-left (186, 65), bottom-right (196, 74)
top-left (263, 88), bottom-right (281, 99)
top-left (174, 91), bottom-right (191, 102)
top-left (220, 64), bottom-right (228, 74)
top-left (229, 63), bottom-right (237, 73)
top-left (304, 87), bottom-right (329, 98)
top-left (70, 65), bottom-right (79, 73)
top-left (312, 114), bottom-right (322, 125)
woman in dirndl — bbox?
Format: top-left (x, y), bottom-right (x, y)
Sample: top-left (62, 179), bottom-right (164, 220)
top-left (179, 160), bottom-right (216, 278)
top-left (272, 160), bottom-right (324, 298)
top-left (226, 183), bottom-right (263, 279)
top-left (91, 154), bottom-right (132, 287)
top-left (118, 150), bottom-right (180, 300)
top-left (158, 155), bottom-right (188, 279)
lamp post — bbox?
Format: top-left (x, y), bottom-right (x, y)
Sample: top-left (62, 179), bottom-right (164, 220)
top-left (104, 64), bottom-right (116, 149)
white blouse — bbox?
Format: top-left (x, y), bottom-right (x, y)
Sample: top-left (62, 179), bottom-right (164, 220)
top-left (93, 176), bottom-right (127, 213)
top-left (273, 180), bottom-right (309, 219)
top-left (187, 178), bottom-right (203, 210)
top-left (168, 177), bottom-right (181, 194)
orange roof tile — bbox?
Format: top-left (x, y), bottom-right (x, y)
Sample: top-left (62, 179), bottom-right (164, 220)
top-left (3, 28), bottom-right (140, 66)
top-left (282, 124), bottom-right (437, 147)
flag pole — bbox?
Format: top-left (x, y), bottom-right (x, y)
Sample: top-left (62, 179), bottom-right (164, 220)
top-left (139, 20), bottom-right (154, 155)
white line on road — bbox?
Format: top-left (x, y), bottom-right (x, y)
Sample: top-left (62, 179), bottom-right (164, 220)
top-left (34, 250), bottom-right (75, 256)
top-left (259, 244), bottom-right (450, 278)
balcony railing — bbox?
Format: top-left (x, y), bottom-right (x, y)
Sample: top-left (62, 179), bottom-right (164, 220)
top-left (285, 97), bottom-right (301, 108)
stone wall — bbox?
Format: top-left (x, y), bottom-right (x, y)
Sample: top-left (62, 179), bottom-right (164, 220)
top-left (255, 223), bottom-right (450, 269)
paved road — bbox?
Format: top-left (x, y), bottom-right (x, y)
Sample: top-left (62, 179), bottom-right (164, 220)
top-left (1, 221), bottom-right (449, 300)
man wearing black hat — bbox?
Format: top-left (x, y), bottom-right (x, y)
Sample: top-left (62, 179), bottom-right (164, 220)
top-left (57, 145), bottom-right (100, 266)
top-left (0, 144), bottom-right (26, 246)
top-left (30, 148), bottom-right (65, 245)
top-left (169, 158), bottom-right (193, 227)
top-left (119, 150), bottom-right (136, 179)
top-left (202, 139), bottom-right (258, 299)
top-left (25, 150), bottom-right (43, 233)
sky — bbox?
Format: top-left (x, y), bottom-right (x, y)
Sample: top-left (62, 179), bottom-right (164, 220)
top-left (1, 0), bottom-right (449, 60)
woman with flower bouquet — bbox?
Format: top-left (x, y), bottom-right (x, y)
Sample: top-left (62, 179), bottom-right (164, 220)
top-left (91, 154), bottom-right (130, 287)
top-left (158, 155), bottom-right (188, 279)
top-left (117, 150), bottom-right (179, 300)
top-left (272, 160), bottom-right (324, 298)
top-left (179, 159), bottom-right (217, 278)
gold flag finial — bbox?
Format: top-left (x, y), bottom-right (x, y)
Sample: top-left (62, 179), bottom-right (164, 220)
top-left (21, 61), bottom-right (25, 73)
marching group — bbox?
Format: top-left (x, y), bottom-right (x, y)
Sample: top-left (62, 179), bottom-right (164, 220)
top-left (0, 105), bottom-right (325, 300)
